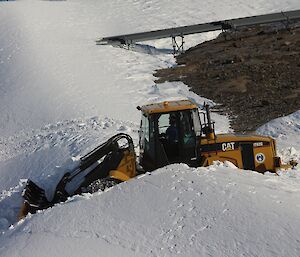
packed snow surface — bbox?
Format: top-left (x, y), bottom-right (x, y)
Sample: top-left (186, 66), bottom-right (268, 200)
top-left (0, 0), bottom-right (300, 256)
top-left (2, 163), bottom-right (300, 257)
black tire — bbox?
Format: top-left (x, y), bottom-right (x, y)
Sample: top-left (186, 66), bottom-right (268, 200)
top-left (85, 178), bottom-right (120, 194)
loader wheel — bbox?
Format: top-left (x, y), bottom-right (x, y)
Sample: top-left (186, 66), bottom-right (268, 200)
top-left (85, 178), bottom-right (120, 194)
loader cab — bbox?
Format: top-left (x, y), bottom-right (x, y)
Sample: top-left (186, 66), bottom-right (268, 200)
top-left (137, 100), bottom-right (202, 171)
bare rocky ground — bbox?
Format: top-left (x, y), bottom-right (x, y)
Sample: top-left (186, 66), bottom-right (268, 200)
top-left (155, 24), bottom-right (300, 132)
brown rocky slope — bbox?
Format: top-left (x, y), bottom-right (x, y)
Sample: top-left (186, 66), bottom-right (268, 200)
top-left (155, 24), bottom-right (300, 132)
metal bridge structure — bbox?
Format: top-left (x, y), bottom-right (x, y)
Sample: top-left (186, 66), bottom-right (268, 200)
top-left (97, 9), bottom-right (300, 54)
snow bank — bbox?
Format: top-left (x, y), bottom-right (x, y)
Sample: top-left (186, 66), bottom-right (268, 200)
top-left (257, 111), bottom-right (300, 164)
top-left (1, 163), bottom-right (300, 257)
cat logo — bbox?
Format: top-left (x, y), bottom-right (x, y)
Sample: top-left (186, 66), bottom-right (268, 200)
top-left (222, 142), bottom-right (235, 151)
top-left (256, 153), bottom-right (265, 163)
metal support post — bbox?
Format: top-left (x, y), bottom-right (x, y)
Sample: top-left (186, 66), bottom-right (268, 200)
top-left (172, 35), bottom-right (185, 55)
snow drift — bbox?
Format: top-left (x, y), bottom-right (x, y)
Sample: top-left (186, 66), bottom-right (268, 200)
top-left (1, 163), bottom-right (300, 257)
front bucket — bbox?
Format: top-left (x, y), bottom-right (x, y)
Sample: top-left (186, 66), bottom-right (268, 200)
top-left (19, 180), bottom-right (51, 218)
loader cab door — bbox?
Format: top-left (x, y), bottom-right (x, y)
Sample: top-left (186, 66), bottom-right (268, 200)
top-left (139, 109), bottom-right (200, 171)
top-left (139, 114), bottom-right (169, 171)
top-left (156, 110), bottom-right (198, 166)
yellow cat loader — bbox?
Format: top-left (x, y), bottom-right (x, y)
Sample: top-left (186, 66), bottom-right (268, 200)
top-left (137, 100), bottom-right (288, 173)
top-left (19, 99), bottom-right (295, 218)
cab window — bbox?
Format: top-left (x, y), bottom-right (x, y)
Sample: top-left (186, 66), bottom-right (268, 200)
top-left (179, 110), bottom-right (196, 147)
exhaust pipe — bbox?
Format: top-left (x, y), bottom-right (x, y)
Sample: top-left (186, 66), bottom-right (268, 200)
top-left (204, 104), bottom-right (216, 140)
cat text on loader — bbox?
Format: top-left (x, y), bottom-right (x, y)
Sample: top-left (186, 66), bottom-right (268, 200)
top-left (137, 99), bottom-right (290, 173)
